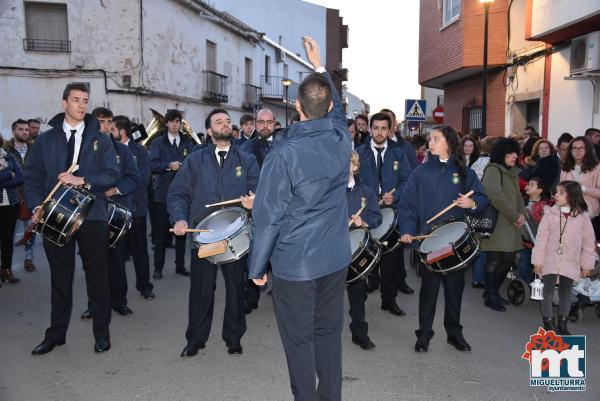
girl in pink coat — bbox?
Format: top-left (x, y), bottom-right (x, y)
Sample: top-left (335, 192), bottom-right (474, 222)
top-left (532, 181), bottom-right (595, 335)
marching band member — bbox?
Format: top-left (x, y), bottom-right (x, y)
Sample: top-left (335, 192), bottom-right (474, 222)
top-left (25, 83), bottom-right (119, 354)
top-left (149, 109), bottom-right (195, 280)
top-left (355, 113), bottom-right (412, 315)
top-left (399, 125), bottom-right (488, 353)
top-left (347, 151), bottom-right (382, 350)
top-left (168, 108), bottom-right (259, 357)
top-left (80, 108), bottom-right (139, 319)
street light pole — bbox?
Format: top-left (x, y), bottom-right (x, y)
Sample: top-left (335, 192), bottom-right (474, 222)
top-left (481, 0), bottom-right (493, 138)
top-left (282, 78), bottom-right (292, 127)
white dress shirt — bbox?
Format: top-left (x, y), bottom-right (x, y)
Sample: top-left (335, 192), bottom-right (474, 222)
top-left (215, 145), bottom-right (231, 166)
top-left (168, 133), bottom-right (180, 148)
top-left (63, 120), bottom-right (85, 165)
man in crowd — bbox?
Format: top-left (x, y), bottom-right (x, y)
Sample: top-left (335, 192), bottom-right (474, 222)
top-left (380, 108), bottom-right (418, 169)
top-left (27, 119), bottom-right (41, 142)
top-left (238, 114), bottom-right (255, 144)
top-left (355, 113), bottom-right (370, 144)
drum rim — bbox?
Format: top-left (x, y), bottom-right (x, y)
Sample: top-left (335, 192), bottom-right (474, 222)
top-left (194, 206), bottom-right (249, 244)
top-left (107, 200), bottom-right (133, 248)
top-left (419, 220), bottom-right (470, 253)
top-left (424, 243), bottom-right (479, 275)
top-left (347, 235), bottom-right (382, 284)
top-left (349, 227), bottom-right (369, 259)
top-left (370, 207), bottom-right (398, 239)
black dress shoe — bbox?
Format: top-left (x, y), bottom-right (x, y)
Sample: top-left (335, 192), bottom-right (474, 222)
top-left (180, 343), bottom-right (205, 357)
top-left (244, 303), bottom-right (258, 314)
top-left (112, 305), bottom-right (133, 315)
top-left (94, 338), bottom-right (111, 353)
top-left (471, 282), bottom-right (485, 289)
top-left (153, 270), bottom-right (163, 280)
top-left (447, 336), bottom-right (471, 352)
top-left (141, 289), bottom-right (155, 300)
top-left (484, 297), bottom-right (506, 312)
top-left (496, 293), bottom-right (510, 305)
top-left (381, 301), bottom-right (406, 316)
top-left (414, 337), bottom-right (429, 352)
top-left (31, 339), bottom-right (65, 355)
top-left (175, 267), bottom-right (190, 276)
top-left (398, 283), bottom-right (414, 294)
top-left (352, 336), bottom-right (376, 350)
top-left (227, 344), bottom-right (243, 354)
top-left (80, 309), bottom-right (93, 320)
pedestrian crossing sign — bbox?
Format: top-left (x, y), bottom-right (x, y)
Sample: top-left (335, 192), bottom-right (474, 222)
top-left (405, 99), bottom-right (427, 121)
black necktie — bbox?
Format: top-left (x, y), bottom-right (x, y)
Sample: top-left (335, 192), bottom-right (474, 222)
top-left (218, 150), bottom-right (227, 169)
top-left (376, 147), bottom-right (384, 190)
top-left (66, 129), bottom-right (76, 169)
top-left (172, 138), bottom-right (178, 151)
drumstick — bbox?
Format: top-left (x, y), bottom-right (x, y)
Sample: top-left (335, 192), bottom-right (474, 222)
top-left (378, 188), bottom-right (396, 206)
top-left (205, 195), bottom-right (255, 208)
top-left (42, 164), bottom-right (79, 205)
top-left (169, 228), bottom-right (213, 233)
top-left (349, 203), bottom-right (367, 227)
top-left (426, 190), bottom-right (474, 224)
top-left (410, 234), bottom-right (437, 241)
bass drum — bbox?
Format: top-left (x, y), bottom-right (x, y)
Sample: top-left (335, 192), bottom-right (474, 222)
top-left (346, 228), bottom-right (382, 284)
top-left (418, 219), bottom-right (479, 274)
top-left (107, 201), bottom-right (132, 248)
top-left (35, 185), bottom-right (95, 247)
top-left (370, 207), bottom-right (401, 254)
top-left (193, 207), bottom-right (251, 265)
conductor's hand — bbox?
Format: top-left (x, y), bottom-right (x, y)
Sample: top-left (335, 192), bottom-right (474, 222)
top-left (241, 191), bottom-right (254, 210)
top-left (350, 215), bottom-right (364, 227)
top-left (252, 274), bottom-right (268, 286)
top-left (382, 191), bottom-right (394, 206)
top-left (400, 234), bottom-right (414, 244)
top-left (173, 220), bottom-right (188, 236)
top-left (454, 193), bottom-right (475, 209)
top-left (58, 172), bottom-right (85, 186)
top-left (169, 161), bottom-right (182, 171)
top-left (303, 36), bottom-right (322, 70)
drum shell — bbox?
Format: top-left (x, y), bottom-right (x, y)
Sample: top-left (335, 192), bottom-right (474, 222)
top-left (107, 201), bottom-right (133, 249)
top-left (370, 208), bottom-right (401, 254)
top-left (346, 228), bottom-right (382, 284)
top-left (418, 220), bottom-right (479, 274)
top-left (35, 185), bottom-right (95, 247)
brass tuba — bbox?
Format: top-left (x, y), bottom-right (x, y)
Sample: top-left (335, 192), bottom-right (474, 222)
top-left (142, 108), bottom-right (201, 146)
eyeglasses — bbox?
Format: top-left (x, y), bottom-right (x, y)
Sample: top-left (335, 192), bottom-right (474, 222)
top-left (256, 120), bottom-right (275, 125)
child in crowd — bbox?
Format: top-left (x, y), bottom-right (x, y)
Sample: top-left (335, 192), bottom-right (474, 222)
top-left (532, 181), bottom-right (595, 335)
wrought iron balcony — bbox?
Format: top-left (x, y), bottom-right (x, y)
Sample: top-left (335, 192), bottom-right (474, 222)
top-left (23, 38), bottom-right (71, 53)
top-left (202, 70), bottom-right (228, 103)
top-left (242, 84), bottom-right (261, 111)
top-left (260, 76), bottom-right (298, 103)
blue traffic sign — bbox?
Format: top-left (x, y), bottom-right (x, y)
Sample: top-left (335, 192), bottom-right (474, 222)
top-left (405, 99), bottom-right (427, 121)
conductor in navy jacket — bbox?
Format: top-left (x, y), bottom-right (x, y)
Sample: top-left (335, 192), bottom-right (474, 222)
top-left (149, 109), bottom-right (195, 279)
top-left (248, 37), bottom-right (352, 401)
top-left (169, 108), bottom-right (259, 358)
top-left (25, 83), bottom-right (119, 355)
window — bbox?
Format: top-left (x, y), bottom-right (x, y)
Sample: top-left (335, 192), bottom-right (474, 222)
top-left (206, 40), bottom-right (216, 72)
top-left (24, 2), bottom-right (70, 52)
top-left (443, 0), bottom-right (460, 25)
top-left (244, 57), bottom-right (252, 85)
top-left (264, 55), bottom-right (270, 83)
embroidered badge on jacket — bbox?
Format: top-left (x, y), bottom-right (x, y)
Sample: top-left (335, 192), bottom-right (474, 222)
top-left (361, 197), bottom-right (367, 208)
top-left (452, 173), bottom-right (460, 185)
top-left (183, 148), bottom-right (188, 157)
top-left (93, 140), bottom-right (98, 152)
top-left (116, 155), bottom-right (121, 164)
top-left (235, 166), bottom-right (242, 177)
top-left (393, 160), bottom-right (399, 172)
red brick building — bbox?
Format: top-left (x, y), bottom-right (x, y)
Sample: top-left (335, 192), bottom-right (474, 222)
top-left (419, 0), bottom-right (509, 137)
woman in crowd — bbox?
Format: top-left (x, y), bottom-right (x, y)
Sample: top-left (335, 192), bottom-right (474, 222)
top-left (461, 135), bottom-right (480, 167)
top-left (556, 133), bottom-right (574, 161)
top-left (412, 134), bottom-right (428, 165)
top-left (519, 138), bottom-right (560, 192)
top-left (0, 136), bottom-right (24, 285)
top-left (480, 138), bottom-right (528, 312)
top-left (559, 136), bottom-right (600, 237)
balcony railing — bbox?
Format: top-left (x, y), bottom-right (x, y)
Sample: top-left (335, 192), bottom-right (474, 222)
top-left (260, 76), bottom-right (298, 103)
top-left (202, 70), bottom-right (228, 103)
top-left (242, 84), bottom-right (261, 111)
top-left (23, 38), bottom-right (71, 53)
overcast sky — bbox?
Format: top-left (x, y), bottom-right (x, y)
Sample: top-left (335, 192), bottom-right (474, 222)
top-left (306, 0), bottom-right (422, 118)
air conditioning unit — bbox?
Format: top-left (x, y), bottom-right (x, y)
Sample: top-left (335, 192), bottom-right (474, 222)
top-left (570, 31), bottom-right (600, 75)
top-left (275, 48), bottom-right (286, 63)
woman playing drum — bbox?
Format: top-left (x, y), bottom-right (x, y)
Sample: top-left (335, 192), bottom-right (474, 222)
top-left (399, 125), bottom-right (488, 353)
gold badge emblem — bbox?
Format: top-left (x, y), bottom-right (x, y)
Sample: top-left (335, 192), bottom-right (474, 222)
top-left (452, 173), bottom-right (460, 185)
top-left (361, 197), bottom-right (367, 208)
top-left (235, 166), bottom-right (242, 177)
top-left (393, 160), bottom-right (399, 172)
top-left (183, 148), bottom-right (188, 156)
top-left (93, 140), bottom-right (98, 152)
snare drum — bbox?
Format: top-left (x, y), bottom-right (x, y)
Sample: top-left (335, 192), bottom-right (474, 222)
top-left (35, 185), bottom-right (95, 247)
top-left (193, 207), bottom-right (251, 265)
top-left (418, 220), bottom-right (479, 274)
top-left (370, 207), bottom-right (401, 254)
top-left (107, 201), bottom-right (132, 248)
top-left (346, 228), bottom-right (382, 284)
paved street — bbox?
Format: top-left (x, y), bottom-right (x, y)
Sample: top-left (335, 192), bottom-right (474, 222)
top-left (1, 239), bottom-right (599, 401)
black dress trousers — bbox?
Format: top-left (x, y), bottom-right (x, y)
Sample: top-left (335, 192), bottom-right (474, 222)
top-left (125, 216), bottom-right (153, 293)
top-left (153, 202), bottom-right (185, 271)
top-left (107, 239), bottom-right (128, 307)
top-left (346, 278), bottom-right (368, 340)
top-left (42, 220), bottom-right (111, 342)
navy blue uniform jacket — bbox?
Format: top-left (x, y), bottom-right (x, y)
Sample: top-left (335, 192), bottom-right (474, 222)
top-left (394, 134), bottom-right (418, 169)
top-left (398, 155), bottom-right (489, 236)
top-left (149, 132), bottom-right (195, 203)
top-left (248, 71), bottom-right (352, 281)
top-left (167, 143), bottom-right (260, 226)
top-left (109, 139), bottom-right (139, 212)
top-left (128, 140), bottom-right (151, 217)
top-left (24, 113), bottom-right (119, 221)
top-left (355, 139), bottom-right (412, 208)
top-left (347, 180), bottom-right (382, 228)
top-left (239, 137), bottom-right (272, 168)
